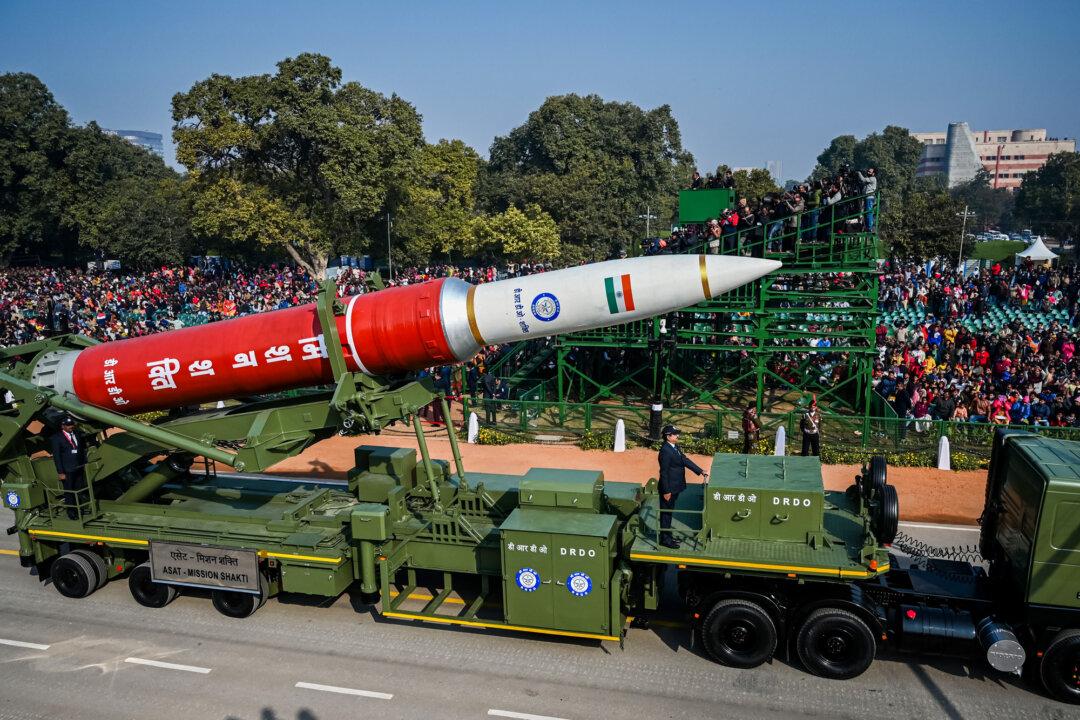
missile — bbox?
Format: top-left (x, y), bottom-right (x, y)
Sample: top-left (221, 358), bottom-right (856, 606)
top-left (30, 254), bottom-right (780, 414)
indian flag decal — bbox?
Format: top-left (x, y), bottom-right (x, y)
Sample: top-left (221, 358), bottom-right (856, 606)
top-left (604, 274), bottom-right (636, 314)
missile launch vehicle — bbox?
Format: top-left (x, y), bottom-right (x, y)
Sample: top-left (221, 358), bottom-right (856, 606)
top-left (2, 259), bottom-right (1080, 704)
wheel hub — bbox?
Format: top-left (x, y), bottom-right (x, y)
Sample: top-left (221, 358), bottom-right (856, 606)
top-left (824, 634), bottom-right (848, 658)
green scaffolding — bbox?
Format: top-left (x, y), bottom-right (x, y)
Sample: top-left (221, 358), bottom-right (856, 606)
top-left (549, 193), bottom-right (881, 418)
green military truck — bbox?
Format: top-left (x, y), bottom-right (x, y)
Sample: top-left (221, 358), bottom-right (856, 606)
top-left (1, 290), bottom-right (1079, 703)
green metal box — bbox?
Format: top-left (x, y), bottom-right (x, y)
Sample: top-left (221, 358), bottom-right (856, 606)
top-left (518, 468), bottom-right (604, 513)
top-left (2, 482), bottom-right (45, 511)
top-left (705, 455), bottom-right (824, 542)
top-left (280, 560), bottom-right (354, 596)
top-left (349, 446), bottom-right (417, 500)
top-left (350, 503), bottom-right (390, 541)
top-left (678, 188), bottom-right (734, 224)
top-left (500, 508), bottom-right (616, 637)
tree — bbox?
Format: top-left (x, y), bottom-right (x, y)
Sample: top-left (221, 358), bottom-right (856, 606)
top-left (393, 139), bottom-right (482, 264)
top-left (1015, 152), bottom-right (1080, 242)
top-left (467, 204), bottom-right (560, 262)
top-left (172, 53), bottom-right (424, 277)
top-left (950, 170), bottom-right (1015, 232)
top-left (480, 94), bottom-right (694, 262)
top-left (0, 73), bottom-right (184, 265)
top-left (810, 126), bottom-right (924, 254)
top-left (0, 73), bottom-right (73, 262)
top-left (82, 174), bottom-right (192, 267)
top-left (810, 135), bottom-right (857, 180)
top-left (714, 164), bottom-right (781, 200)
top-left (890, 189), bottom-right (965, 259)
top-left (61, 122), bottom-right (179, 262)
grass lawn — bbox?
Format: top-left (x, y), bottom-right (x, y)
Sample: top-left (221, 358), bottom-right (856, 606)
top-left (970, 239), bottom-right (1026, 262)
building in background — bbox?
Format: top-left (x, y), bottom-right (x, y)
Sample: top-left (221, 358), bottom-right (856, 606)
top-left (104, 129), bottom-right (164, 157)
top-left (914, 124), bottom-right (1075, 190)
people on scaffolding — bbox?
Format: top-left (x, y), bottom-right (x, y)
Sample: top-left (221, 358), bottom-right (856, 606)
top-left (655, 164), bottom-right (878, 258)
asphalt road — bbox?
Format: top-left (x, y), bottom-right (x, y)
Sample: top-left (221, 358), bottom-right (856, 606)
top-left (0, 510), bottom-right (1073, 720)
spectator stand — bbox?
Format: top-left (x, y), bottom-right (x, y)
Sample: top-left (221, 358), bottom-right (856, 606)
top-left (549, 188), bottom-right (880, 424)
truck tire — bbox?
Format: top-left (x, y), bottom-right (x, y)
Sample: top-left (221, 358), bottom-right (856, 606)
top-left (876, 484), bottom-right (899, 544)
top-left (128, 562), bottom-right (178, 608)
top-left (861, 456), bottom-right (887, 498)
top-left (211, 573), bottom-right (268, 618)
top-left (1040, 629), bottom-right (1080, 704)
top-left (795, 608), bottom-right (876, 680)
top-left (71, 548), bottom-right (108, 591)
top-left (50, 552), bottom-right (98, 599)
top-left (701, 598), bottom-right (778, 669)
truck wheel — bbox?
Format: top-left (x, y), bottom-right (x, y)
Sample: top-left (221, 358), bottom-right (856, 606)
top-left (701, 599), bottom-right (778, 669)
top-left (1040, 629), bottom-right (1080, 704)
top-left (50, 552), bottom-right (98, 599)
top-left (796, 608), bottom-right (876, 680)
top-left (861, 456), bottom-right (887, 498)
top-left (128, 563), bottom-right (178, 608)
top-left (71, 548), bottom-right (108, 591)
top-left (875, 484), bottom-right (900, 545)
top-left (211, 574), bottom-right (267, 618)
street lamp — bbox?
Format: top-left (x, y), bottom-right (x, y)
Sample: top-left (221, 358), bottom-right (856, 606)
top-left (957, 204), bottom-right (977, 274)
top-left (386, 212), bottom-right (393, 282)
top-left (638, 206), bottom-right (658, 238)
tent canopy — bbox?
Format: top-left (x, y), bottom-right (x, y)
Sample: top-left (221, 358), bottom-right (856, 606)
top-left (1015, 238), bottom-right (1058, 264)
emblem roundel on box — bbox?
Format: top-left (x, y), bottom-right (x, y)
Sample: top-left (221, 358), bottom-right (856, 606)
top-left (567, 571), bottom-right (592, 597)
top-left (516, 567), bottom-right (540, 592)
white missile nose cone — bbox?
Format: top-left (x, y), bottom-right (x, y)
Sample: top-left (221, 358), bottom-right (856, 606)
top-left (703, 255), bottom-right (782, 297)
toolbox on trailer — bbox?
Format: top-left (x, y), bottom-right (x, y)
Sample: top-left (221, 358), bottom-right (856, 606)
top-left (705, 455), bottom-right (824, 542)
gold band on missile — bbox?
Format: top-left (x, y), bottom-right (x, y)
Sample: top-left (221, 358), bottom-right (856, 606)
top-left (698, 255), bottom-right (712, 299)
top-left (466, 285), bottom-right (487, 346)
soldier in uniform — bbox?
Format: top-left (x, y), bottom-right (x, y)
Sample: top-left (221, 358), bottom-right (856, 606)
top-left (801, 399), bottom-right (822, 457)
top-left (49, 416), bottom-right (87, 520)
top-left (657, 425), bottom-right (708, 548)
top-left (742, 403), bottom-right (761, 454)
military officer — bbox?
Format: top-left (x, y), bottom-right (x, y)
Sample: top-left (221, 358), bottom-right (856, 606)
top-left (657, 425), bottom-right (707, 548)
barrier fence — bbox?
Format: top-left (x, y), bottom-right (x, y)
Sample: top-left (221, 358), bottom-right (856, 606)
top-left (456, 395), bottom-right (1080, 465)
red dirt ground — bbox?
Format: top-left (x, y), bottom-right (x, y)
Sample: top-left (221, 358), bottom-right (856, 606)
top-left (263, 426), bottom-right (987, 526)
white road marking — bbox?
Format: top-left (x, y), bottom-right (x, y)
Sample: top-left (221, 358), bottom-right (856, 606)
top-left (488, 710), bottom-right (571, 720)
top-left (898, 521), bottom-right (981, 533)
top-left (0, 637), bottom-right (50, 651)
top-left (124, 657), bottom-right (212, 674)
top-left (295, 681), bottom-right (393, 700)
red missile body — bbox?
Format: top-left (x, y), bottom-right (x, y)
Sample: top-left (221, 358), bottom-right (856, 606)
top-left (67, 280), bottom-right (456, 412)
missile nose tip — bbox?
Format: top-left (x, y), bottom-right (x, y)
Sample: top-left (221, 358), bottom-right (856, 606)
top-left (702, 255), bottom-right (782, 297)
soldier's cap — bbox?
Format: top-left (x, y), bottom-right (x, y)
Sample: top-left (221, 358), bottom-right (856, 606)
top-left (60, 415), bottom-right (75, 426)
top-left (661, 424), bottom-right (680, 437)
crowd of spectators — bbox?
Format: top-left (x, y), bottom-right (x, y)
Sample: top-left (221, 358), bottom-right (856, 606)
top-left (646, 165), bottom-right (877, 256)
top-left (874, 258), bottom-right (1080, 430)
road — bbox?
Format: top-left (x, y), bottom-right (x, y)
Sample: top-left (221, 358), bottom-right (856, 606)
top-left (0, 510), bottom-right (1072, 720)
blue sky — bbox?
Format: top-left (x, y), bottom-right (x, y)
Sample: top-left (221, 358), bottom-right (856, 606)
top-left (2, 0), bottom-right (1078, 180)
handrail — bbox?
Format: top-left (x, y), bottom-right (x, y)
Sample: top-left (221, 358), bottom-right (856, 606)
top-left (674, 191), bottom-right (879, 263)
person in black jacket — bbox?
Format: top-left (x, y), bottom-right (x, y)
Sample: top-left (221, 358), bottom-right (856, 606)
top-left (49, 416), bottom-right (86, 520)
top-left (657, 425), bottom-right (707, 548)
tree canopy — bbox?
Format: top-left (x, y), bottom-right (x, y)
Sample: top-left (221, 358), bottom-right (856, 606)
top-left (811, 126), bottom-right (940, 258)
top-left (393, 139), bottom-right (482, 264)
top-left (479, 94), bottom-right (694, 262)
top-left (1015, 151), bottom-right (1080, 243)
top-left (0, 72), bottom-right (182, 266)
top-left (172, 53), bottom-right (424, 277)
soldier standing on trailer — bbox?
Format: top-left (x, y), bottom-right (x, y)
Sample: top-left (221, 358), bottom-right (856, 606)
top-left (801, 399), bottom-right (822, 457)
top-left (657, 425), bottom-right (708, 549)
top-left (50, 416), bottom-right (86, 519)
top-left (742, 403), bottom-right (761, 454)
